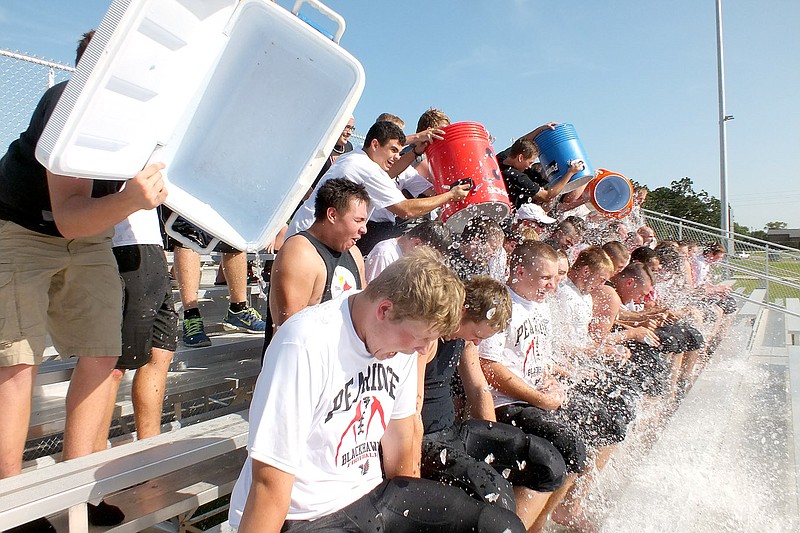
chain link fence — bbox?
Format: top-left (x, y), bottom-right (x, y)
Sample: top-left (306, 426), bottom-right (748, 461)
top-left (0, 50), bottom-right (74, 151)
top-left (645, 209), bottom-right (800, 311)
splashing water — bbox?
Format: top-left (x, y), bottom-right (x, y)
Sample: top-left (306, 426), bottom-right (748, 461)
top-left (561, 322), bottom-right (799, 533)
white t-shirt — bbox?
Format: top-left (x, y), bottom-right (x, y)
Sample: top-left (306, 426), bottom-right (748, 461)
top-left (287, 150), bottom-right (407, 236)
top-left (551, 279), bottom-right (593, 350)
top-left (396, 166), bottom-right (432, 198)
top-left (478, 288), bottom-right (556, 407)
top-left (229, 292), bottom-right (418, 524)
top-left (364, 237), bottom-right (402, 283)
top-left (112, 208), bottom-right (163, 247)
top-left (691, 255), bottom-right (712, 287)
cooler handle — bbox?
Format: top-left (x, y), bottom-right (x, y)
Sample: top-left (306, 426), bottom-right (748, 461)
top-left (292, 0), bottom-right (346, 43)
top-left (164, 211), bottom-right (221, 255)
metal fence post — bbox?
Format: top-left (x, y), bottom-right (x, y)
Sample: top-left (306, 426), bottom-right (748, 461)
top-left (678, 220), bottom-right (683, 241)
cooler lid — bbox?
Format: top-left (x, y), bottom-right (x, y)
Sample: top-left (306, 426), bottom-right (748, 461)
top-left (36, 0), bottom-right (365, 252)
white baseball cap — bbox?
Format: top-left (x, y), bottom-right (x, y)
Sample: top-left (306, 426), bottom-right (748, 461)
top-left (515, 203), bottom-right (557, 225)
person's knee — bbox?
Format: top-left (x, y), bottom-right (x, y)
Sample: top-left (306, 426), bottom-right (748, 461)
top-left (475, 502), bottom-right (526, 533)
top-left (521, 434), bottom-right (566, 492)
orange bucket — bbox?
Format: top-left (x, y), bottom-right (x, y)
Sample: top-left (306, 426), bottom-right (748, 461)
top-left (586, 169), bottom-right (633, 218)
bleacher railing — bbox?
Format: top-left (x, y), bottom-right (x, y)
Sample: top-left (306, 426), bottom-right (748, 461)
top-left (644, 208), bottom-right (800, 318)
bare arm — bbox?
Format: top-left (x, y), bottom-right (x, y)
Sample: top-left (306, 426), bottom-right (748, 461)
top-left (351, 244), bottom-right (367, 288)
top-left (387, 184), bottom-right (470, 219)
top-left (387, 128), bottom-right (445, 178)
top-left (556, 184), bottom-right (589, 213)
top-left (47, 162), bottom-right (166, 239)
top-left (518, 122), bottom-right (558, 143)
top-left (478, 358), bottom-right (564, 410)
top-left (268, 237), bottom-right (326, 328)
top-left (535, 160), bottom-right (585, 202)
top-left (412, 348), bottom-right (437, 476)
top-left (237, 459), bottom-right (294, 533)
top-left (458, 343), bottom-right (496, 421)
top-left (381, 415), bottom-right (419, 478)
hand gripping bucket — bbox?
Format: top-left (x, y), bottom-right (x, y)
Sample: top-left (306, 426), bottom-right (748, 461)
top-left (426, 121), bottom-right (511, 233)
top-left (586, 169), bottom-right (634, 218)
top-left (534, 123), bottom-right (595, 194)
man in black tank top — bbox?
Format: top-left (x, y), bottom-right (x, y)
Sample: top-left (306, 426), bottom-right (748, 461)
top-left (263, 179), bottom-right (370, 356)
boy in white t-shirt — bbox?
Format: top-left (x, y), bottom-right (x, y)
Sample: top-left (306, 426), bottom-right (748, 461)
top-left (478, 241), bottom-right (591, 532)
top-left (230, 249), bottom-right (524, 533)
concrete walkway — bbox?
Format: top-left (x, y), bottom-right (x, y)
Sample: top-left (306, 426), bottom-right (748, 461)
top-left (549, 313), bottom-right (800, 532)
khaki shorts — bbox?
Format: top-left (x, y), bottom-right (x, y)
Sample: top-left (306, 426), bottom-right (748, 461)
top-left (0, 220), bottom-right (123, 366)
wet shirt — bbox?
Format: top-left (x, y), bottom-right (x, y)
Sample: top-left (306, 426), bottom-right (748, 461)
top-left (421, 338), bottom-right (466, 434)
top-left (552, 279), bottom-right (593, 350)
top-left (229, 292), bottom-right (418, 523)
top-left (499, 162), bottom-right (542, 209)
top-left (479, 288), bottom-right (556, 407)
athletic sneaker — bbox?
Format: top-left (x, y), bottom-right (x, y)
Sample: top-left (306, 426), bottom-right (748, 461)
top-left (183, 316), bottom-right (212, 347)
top-left (222, 307), bottom-right (267, 334)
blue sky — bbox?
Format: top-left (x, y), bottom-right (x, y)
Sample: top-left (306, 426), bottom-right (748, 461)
top-left (2, 0), bottom-right (798, 230)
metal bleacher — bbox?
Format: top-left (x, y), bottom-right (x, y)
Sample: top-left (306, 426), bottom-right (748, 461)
top-left (4, 211), bottom-right (800, 532)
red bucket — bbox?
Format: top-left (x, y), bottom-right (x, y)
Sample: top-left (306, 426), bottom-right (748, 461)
top-left (586, 169), bottom-right (633, 219)
top-left (426, 121), bottom-right (511, 232)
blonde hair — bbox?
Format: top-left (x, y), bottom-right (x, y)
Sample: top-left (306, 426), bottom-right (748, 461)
top-left (572, 245), bottom-right (614, 274)
top-left (510, 240), bottom-right (558, 270)
top-left (463, 276), bottom-right (512, 331)
top-left (364, 247), bottom-right (464, 336)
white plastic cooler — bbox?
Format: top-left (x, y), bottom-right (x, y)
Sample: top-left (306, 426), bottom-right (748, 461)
top-left (36, 0), bottom-right (365, 252)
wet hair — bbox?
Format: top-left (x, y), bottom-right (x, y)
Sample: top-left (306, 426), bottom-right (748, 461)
top-left (656, 245), bottom-right (683, 273)
top-left (510, 240), bottom-right (558, 270)
top-left (314, 178), bottom-right (371, 220)
top-left (76, 30), bottom-right (94, 65)
top-left (615, 261), bottom-right (654, 287)
top-left (508, 138), bottom-right (537, 159)
top-left (363, 121), bottom-right (406, 148)
top-left (602, 241), bottom-right (630, 266)
top-left (630, 246), bottom-right (658, 265)
top-left (572, 245), bottom-right (614, 274)
top-left (655, 240), bottom-right (679, 252)
top-left (562, 216), bottom-right (586, 238)
top-left (405, 220), bottom-right (453, 255)
top-left (364, 247), bottom-right (465, 337)
top-left (416, 107), bottom-right (451, 132)
top-left (462, 276), bottom-right (512, 331)
top-left (376, 113), bottom-right (404, 128)
top-left (461, 217), bottom-right (504, 244)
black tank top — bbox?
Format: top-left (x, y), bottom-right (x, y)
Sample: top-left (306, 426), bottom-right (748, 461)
top-left (421, 338), bottom-right (466, 434)
top-left (299, 231), bottom-right (362, 302)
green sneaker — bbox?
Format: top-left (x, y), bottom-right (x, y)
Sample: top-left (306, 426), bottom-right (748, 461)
top-left (222, 307), bottom-right (267, 334)
top-left (183, 316), bottom-right (211, 347)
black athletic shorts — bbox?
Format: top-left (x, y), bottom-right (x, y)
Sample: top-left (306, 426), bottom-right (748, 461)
top-left (422, 426), bottom-right (516, 511)
top-left (159, 205), bottom-right (239, 253)
top-left (625, 342), bottom-right (672, 396)
top-left (280, 477), bottom-right (525, 533)
top-left (459, 419), bottom-right (566, 492)
top-left (656, 323), bottom-right (705, 353)
top-left (561, 385), bottom-right (633, 447)
top-left (114, 244), bottom-right (178, 370)
top-left (495, 403), bottom-right (589, 474)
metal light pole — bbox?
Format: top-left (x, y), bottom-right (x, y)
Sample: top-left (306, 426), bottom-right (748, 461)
top-left (715, 0), bottom-right (732, 244)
